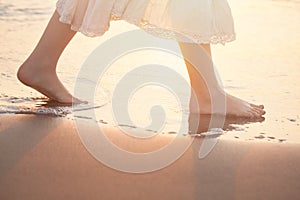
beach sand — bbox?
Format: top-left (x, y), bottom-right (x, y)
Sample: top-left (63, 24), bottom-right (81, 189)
top-left (1, 0), bottom-right (300, 199)
top-left (0, 114), bottom-right (299, 200)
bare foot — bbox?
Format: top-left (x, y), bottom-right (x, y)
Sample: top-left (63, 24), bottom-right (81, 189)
top-left (17, 61), bottom-right (84, 104)
top-left (190, 91), bottom-right (266, 118)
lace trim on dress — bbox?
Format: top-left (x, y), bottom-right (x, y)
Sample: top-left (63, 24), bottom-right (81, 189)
top-left (56, 1), bottom-right (236, 45)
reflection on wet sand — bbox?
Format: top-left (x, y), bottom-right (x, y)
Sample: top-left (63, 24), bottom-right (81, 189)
top-left (188, 113), bottom-right (265, 135)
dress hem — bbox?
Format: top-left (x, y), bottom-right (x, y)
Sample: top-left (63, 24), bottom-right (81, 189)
top-left (55, 6), bottom-right (236, 45)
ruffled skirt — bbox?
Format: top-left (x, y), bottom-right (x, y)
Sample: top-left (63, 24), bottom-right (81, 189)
top-left (56, 0), bottom-right (236, 44)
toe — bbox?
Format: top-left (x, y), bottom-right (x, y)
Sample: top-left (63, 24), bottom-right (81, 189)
top-left (258, 105), bottom-right (264, 109)
top-left (250, 103), bottom-right (264, 109)
top-left (257, 108), bottom-right (267, 117)
top-left (250, 108), bottom-right (263, 118)
top-left (255, 107), bottom-right (266, 115)
top-left (250, 103), bottom-right (266, 115)
top-left (260, 109), bottom-right (266, 115)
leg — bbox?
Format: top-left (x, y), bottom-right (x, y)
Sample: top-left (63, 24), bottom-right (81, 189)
top-left (178, 42), bottom-right (265, 118)
top-left (17, 11), bottom-right (82, 104)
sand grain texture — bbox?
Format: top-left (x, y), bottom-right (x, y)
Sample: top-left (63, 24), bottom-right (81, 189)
top-left (0, 115), bottom-right (299, 200)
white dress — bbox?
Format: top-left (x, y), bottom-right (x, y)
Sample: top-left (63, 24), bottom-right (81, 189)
top-left (56, 0), bottom-right (236, 44)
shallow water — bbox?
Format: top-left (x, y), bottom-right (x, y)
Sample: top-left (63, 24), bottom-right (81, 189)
top-left (0, 0), bottom-right (300, 143)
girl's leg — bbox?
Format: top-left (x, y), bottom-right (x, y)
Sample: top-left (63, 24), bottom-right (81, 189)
top-left (17, 11), bottom-right (81, 104)
top-left (178, 42), bottom-right (265, 118)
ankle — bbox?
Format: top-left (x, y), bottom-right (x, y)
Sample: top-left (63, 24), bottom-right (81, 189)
top-left (17, 59), bottom-right (56, 85)
top-left (191, 86), bottom-right (224, 101)
top-left (19, 57), bottom-right (56, 73)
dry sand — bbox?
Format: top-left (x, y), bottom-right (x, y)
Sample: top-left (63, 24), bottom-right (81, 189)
top-left (0, 114), bottom-right (299, 200)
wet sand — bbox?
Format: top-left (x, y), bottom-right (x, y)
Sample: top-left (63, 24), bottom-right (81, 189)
top-left (0, 114), bottom-right (299, 200)
top-left (1, 0), bottom-right (300, 142)
top-left (1, 0), bottom-right (300, 198)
